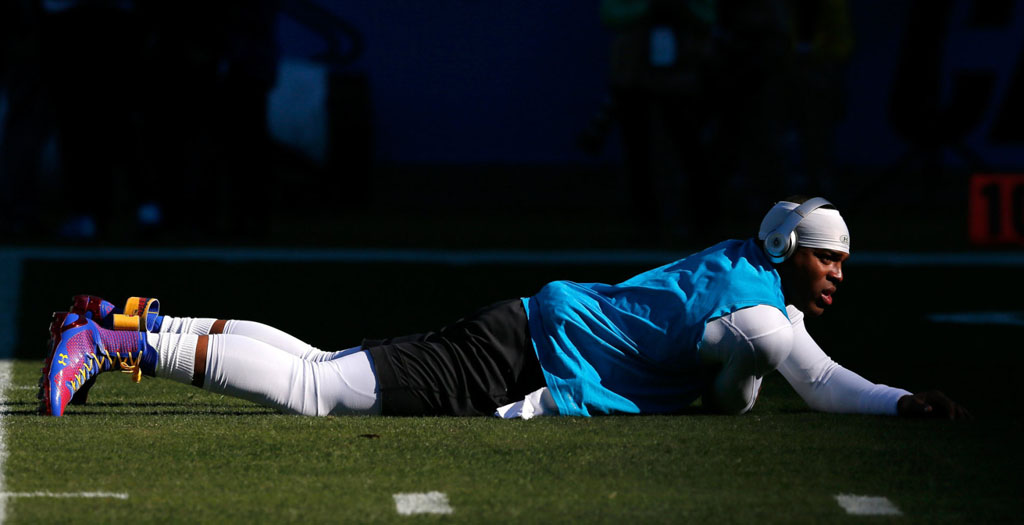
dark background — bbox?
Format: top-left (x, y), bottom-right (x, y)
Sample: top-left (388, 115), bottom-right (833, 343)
top-left (3, 0), bottom-right (1024, 251)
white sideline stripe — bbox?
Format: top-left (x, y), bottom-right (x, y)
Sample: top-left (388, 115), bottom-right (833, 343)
top-left (0, 360), bottom-right (13, 525)
top-left (834, 494), bottom-right (902, 516)
top-left (0, 492), bottom-right (129, 500)
top-left (393, 492), bottom-right (453, 515)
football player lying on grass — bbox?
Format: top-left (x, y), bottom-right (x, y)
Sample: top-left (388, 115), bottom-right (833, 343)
top-left (39, 196), bottom-right (970, 420)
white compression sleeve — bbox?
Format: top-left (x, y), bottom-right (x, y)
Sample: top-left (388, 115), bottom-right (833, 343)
top-left (162, 317), bottom-right (350, 361)
top-left (154, 333), bottom-right (381, 416)
top-left (205, 335), bottom-right (381, 416)
top-left (699, 305), bottom-right (794, 414)
top-left (776, 305), bottom-right (911, 415)
top-left (220, 320), bottom-right (345, 361)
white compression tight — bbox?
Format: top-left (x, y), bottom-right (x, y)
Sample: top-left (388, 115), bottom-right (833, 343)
top-left (152, 317), bottom-right (381, 416)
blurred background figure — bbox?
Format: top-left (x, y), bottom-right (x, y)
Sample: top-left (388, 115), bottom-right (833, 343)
top-left (0, 0), bottom-right (278, 243)
top-left (711, 0), bottom-right (853, 223)
top-left (36, 0), bottom-right (148, 241)
top-left (780, 0), bottom-right (853, 199)
top-left (0, 0), bottom-right (51, 239)
top-left (597, 0), bottom-right (720, 246)
top-left (137, 1), bottom-right (279, 242)
top-left (590, 0), bottom-right (852, 244)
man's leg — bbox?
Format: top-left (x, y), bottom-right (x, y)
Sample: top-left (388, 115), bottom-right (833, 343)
top-left (698, 305), bottom-right (794, 414)
top-left (159, 316), bottom-right (348, 361)
top-left (367, 299), bottom-right (543, 417)
top-left (153, 332), bottom-right (380, 416)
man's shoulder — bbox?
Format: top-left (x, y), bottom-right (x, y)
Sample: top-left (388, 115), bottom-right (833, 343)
top-left (680, 238), bottom-right (772, 272)
top-left (785, 304), bottom-right (805, 324)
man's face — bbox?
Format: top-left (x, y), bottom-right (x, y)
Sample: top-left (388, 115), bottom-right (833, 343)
top-left (777, 247), bottom-right (849, 316)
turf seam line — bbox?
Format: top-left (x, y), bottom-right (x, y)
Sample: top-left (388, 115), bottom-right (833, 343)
top-left (393, 492), bottom-right (453, 515)
top-left (834, 494), bottom-right (902, 516)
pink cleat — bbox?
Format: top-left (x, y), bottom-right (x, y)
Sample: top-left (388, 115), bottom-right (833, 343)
top-left (38, 312), bottom-right (155, 416)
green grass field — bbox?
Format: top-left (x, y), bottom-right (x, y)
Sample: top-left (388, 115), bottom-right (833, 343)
top-left (3, 257), bottom-right (1023, 523)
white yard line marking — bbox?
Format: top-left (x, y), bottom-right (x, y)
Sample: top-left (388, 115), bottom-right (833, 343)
top-left (835, 494), bottom-right (902, 516)
top-left (393, 492), bottom-right (453, 515)
top-left (0, 360), bottom-right (13, 525)
top-left (0, 492), bottom-right (128, 500)
top-left (0, 364), bottom-right (127, 525)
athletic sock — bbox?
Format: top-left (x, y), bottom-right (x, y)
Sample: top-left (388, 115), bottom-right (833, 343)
top-left (150, 332), bottom-right (198, 384)
top-left (158, 316), bottom-right (217, 336)
top-left (97, 325), bottom-right (158, 376)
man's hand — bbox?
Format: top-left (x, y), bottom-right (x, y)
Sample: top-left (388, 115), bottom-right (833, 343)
top-left (898, 390), bottom-right (972, 420)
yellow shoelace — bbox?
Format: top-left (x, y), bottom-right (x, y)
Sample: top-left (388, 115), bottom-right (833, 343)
top-left (68, 348), bottom-right (143, 392)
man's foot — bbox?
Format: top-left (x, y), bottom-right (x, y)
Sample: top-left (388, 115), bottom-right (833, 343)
top-left (71, 295), bottom-right (161, 332)
top-left (34, 312), bottom-right (97, 406)
top-left (71, 295), bottom-right (117, 322)
top-left (63, 295), bottom-right (161, 405)
top-left (38, 312), bottom-right (154, 417)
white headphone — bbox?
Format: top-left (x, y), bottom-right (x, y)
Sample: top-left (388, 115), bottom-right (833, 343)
top-left (762, 197), bottom-right (833, 263)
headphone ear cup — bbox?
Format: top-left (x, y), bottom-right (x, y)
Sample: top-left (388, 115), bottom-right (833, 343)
top-left (764, 230), bottom-right (796, 263)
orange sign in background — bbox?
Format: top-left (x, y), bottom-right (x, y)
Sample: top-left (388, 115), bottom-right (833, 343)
top-left (969, 174), bottom-right (1024, 245)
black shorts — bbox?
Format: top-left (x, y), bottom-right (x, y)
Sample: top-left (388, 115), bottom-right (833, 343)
top-left (363, 299), bottom-right (546, 416)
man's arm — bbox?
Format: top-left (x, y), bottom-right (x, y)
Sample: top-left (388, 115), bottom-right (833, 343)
top-left (776, 305), bottom-right (904, 415)
top-left (777, 306), bottom-right (970, 418)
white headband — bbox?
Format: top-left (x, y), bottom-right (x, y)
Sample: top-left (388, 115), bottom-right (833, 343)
top-left (758, 201), bottom-right (851, 254)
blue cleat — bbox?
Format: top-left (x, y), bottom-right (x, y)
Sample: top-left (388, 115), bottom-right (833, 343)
top-left (38, 312), bottom-right (156, 417)
top-left (63, 295), bottom-right (162, 405)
